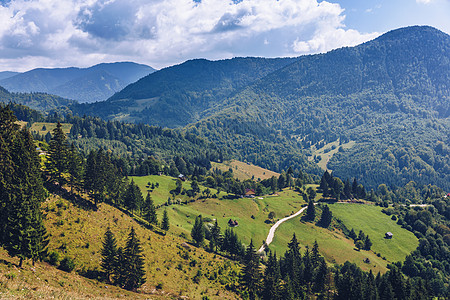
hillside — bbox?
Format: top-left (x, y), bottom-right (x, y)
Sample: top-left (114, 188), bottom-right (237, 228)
top-left (0, 62), bottom-right (155, 103)
top-left (0, 86), bottom-right (77, 113)
top-left (189, 26), bottom-right (450, 189)
top-left (72, 57), bottom-right (299, 127)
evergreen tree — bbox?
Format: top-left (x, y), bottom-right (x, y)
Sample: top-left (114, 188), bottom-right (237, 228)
top-left (262, 251), bottom-right (282, 300)
top-left (113, 247), bottom-right (127, 287)
top-left (143, 193), bottom-right (158, 226)
top-left (319, 204), bottom-right (333, 227)
top-left (240, 240), bottom-right (261, 300)
top-left (101, 227), bottom-right (117, 283)
top-left (123, 179), bottom-right (144, 214)
top-left (4, 128), bottom-right (47, 267)
top-left (314, 257), bottom-right (328, 293)
top-left (122, 227), bottom-right (146, 291)
top-left (191, 215), bottom-right (205, 246)
top-left (210, 219), bottom-right (222, 252)
top-left (67, 143), bottom-right (84, 193)
top-left (45, 122), bottom-right (68, 186)
top-left (161, 209), bottom-right (170, 231)
top-left (364, 235), bottom-right (372, 250)
top-left (349, 228), bottom-right (357, 240)
top-left (306, 200), bottom-right (316, 221)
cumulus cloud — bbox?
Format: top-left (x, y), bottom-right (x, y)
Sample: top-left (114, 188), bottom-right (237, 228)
top-left (0, 0), bottom-right (378, 71)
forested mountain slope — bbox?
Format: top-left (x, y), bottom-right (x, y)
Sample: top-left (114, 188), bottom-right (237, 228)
top-left (72, 57), bottom-right (299, 127)
top-left (0, 62), bottom-right (155, 103)
top-left (191, 26), bottom-right (450, 189)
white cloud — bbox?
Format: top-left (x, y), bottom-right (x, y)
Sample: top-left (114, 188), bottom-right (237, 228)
top-left (0, 0), bottom-right (378, 71)
top-left (416, 0), bottom-right (433, 4)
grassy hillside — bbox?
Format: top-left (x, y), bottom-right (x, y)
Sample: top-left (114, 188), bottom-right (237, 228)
top-left (16, 193), bottom-right (241, 299)
top-left (211, 160), bottom-right (280, 181)
top-left (329, 203), bottom-right (419, 262)
top-left (30, 122), bottom-right (72, 136)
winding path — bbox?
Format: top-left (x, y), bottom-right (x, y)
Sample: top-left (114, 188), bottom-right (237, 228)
top-left (257, 205), bottom-right (309, 253)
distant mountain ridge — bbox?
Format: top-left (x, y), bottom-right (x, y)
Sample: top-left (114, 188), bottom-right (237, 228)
top-left (0, 62), bottom-right (155, 103)
top-left (70, 25), bottom-right (449, 190)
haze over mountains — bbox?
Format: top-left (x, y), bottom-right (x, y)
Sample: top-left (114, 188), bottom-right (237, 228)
top-left (0, 62), bottom-right (155, 103)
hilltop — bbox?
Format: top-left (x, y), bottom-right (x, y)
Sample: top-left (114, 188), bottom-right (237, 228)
top-left (0, 62), bottom-right (155, 103)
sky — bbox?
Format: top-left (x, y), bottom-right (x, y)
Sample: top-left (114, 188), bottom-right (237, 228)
top-left (0, 0), bottom-right (449, 72)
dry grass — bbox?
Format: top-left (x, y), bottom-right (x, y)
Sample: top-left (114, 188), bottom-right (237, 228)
top-left (211, 160), bottom-right (280, 181)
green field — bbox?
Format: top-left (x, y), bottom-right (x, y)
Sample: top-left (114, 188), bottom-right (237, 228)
top-left (329, 203), bottom-right (418, 263)
top-left (270, 216), bottom-right (389, 273)
top-left (30, 122), bottom-right (72, 135)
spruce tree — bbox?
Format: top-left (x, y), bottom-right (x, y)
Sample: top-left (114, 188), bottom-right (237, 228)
top-left (210, 219), bottom-right (222, 252)
top-left (113, 247), bottom-right (127, 287)
top-left (240, 240), bottom-right (261, 300)
top-left (191, 215), bottom-right (205, 246)
top-left (123, 227), bottom-right (146, 291)
top-left (306, 200), bottom-right (316, 221)
top-left (262, 251), bottom-right (282, 300)
top-left (5, 128), bottom-right (47, 267)
top-left (67, 143), bottom-right (83, 193)
top-left (161, 209), bottom-right (170, 231)
top-left (143, 193), bottom-right (157, 225)
top-left (123, 179), bottom-right (143, 214)
top-left (319, 204), bottom-right (333, 227)
top-left (45, 122), bottom-right (68, 186)
top-left (101, 227), bottom-right (117, 283)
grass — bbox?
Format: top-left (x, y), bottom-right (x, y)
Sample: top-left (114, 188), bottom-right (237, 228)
top-left (269, 216), bottom-right (389, 273)
top-left (211, 160), bottom-right (280, 181)
top-left (308, 139), bottom-right (355, 171)
top-left (5, 193), bottom-right (241, 299)
top-left (329, 203), bottom-right (419, 263)
top-left (29, 122), bottom-right (72, 136)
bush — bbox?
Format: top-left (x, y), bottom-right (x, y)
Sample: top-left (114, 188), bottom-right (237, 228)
top-left (47, 251), bottom-right (60, 266)
top-left (59, 257), bottom-right (75, 272)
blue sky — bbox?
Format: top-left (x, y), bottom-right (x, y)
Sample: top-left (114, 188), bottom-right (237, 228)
top-left (0, 0), bottom-right (449, 71)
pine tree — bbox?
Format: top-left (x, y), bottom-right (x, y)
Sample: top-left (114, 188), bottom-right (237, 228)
top-left (210, 219), bottom-right (222, 252)
top-left (122, 227), bottom-right (146, 291)
top-left (101, 227), bottom-right (117, 283)
top-left (143, 193), bottom-right (157, 226)
top-left (364, 235), bottom-right (372, 250)
top-left (313, 257), bottom-right (328, 293)
top-left (240, 240), bottom-right (261, 300)
top-left (45, 122), bottom-right (68, 186)
top-left (5, 128), bottom-right (47, 267)
top-left (191, 215), bottom-right (205, 246)
top-left (262, 251), bottom-right (282, 300)
top-left (306, 200), bottom-right (316, 221)
top-left (67, 143), bottom-right (83, 193)
top-left (113, 247), bottom-right (127, 287)
top-left (123, 179), bottom-right (143, 214)
top-left (319, 204), bottom-right (333, 227)
top-left (161, 209), bottom-right (170, 231)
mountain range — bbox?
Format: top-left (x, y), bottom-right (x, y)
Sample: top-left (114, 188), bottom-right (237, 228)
top-left (68, 26), bottom-right (449, 190)
top-left (0, 62), bottom-right (155, 103)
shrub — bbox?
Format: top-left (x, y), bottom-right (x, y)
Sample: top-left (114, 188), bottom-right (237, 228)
top-left (59, 257), bottom-right (75, 272)
top-left (47, 251), bottom-right (60, 266)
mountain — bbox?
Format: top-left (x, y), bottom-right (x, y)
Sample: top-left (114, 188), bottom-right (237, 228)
top-left (69, 26), bottom-right (450, 190)
top-left (0, 86), bottom-right (77, 113)
top-left (0, 71), bottom-right (19, 80)
top-left (0, 62), bottom-right (155, 103)
top-left (73, 57), bottom-right (300, 127)
top-left (193, 25), bottom-right (450, 189)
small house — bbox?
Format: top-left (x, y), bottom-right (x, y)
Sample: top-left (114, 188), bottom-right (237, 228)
top-left (385, 232), bottom-right (393, 239)
top-left (178, 174), bottom-right (186, 181)
top-left (245, 189), bottom-right (256, 198)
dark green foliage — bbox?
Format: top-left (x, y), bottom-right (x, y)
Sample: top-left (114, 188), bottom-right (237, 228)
top-left (45, 122), bottom-right (69, 185)
top-left (0, 111), bottom-right (48, 267)
top-left (221, 228), bottom-right (245, 258)
top-left (262, 252), bottom-right (282, 300)
top-left (101, 228), bottom-right (117, 283)
top-left (122, 227), bottom-right (146, 291)
top-left (161, 209), bottom-right (169, 231)
top-left (305, 200), bottom-right (315, 221)
top-left (59, 256), bottom-right (75, 272)
top-left (191, 215), bottom-right (205, 246)
top-left (240, 240), bottom-right (261, 300)
top-left (123, 179), bottom-right (144, 214)
top-left (318, 205), bottom-right (332, 228)
top-left (143, 193), bottom-right (157, 225)
top-left (67, 143), bottom-right (84, 193)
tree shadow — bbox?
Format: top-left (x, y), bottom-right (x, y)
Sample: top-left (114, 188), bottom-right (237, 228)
top-left (44, 182), bottom-right (97, 211)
